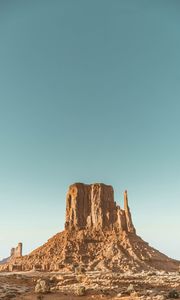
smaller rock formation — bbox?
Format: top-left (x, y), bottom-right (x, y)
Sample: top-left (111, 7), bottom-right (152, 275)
top-left (10, 243), bottom-right (22, 258)
top-left (0, 243), bottom-right (22, 266)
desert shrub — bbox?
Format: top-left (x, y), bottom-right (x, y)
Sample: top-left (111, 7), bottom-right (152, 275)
top-left (36, 295), bottom-right (44, 300)
top-left (126, 283), bottom-right (134, 294)
top-left (76, 286), bottom-right (86, 296)
top-left (75, 265), bottom-right (85, 274)
top-left (168, 289), bottom-right (179, 299)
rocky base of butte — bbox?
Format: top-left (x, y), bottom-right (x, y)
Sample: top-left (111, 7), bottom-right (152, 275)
top-left (1, 183), bottom-right (179, 273)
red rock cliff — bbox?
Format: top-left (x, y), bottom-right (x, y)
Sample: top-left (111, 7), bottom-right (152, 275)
top-left (65, 183), bottom-right (135, 233)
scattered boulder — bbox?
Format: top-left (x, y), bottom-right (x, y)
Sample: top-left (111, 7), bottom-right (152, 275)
top-left (127, 283), bottom-right (135, 294)
top-left (76, 286), bottom-right (86, 296)
top-left (35, 279), bottom-right (50, 294)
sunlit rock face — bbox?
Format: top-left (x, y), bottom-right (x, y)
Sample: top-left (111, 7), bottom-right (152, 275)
top-left (0, 183), bottom-right (179, 273)
top-left (10, 243), bottom-right (22, 258)
top-left (65, 183), bottom-right (135, 233)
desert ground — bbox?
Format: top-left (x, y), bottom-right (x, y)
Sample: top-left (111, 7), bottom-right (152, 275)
top-left (0, 269), bottom-right (180, 300)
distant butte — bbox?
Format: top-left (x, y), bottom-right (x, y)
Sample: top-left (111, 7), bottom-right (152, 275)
top-left (0, 183), bottom-right (179, 272)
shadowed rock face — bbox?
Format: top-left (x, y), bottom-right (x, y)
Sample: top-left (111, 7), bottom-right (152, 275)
top-left (65, 183), bottom-right (135, 233)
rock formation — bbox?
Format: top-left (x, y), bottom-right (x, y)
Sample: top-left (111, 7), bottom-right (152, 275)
top-left (124, 190), bottom-right (136, 234)
top-left (0, 183), bottom-right (179, 273)
top-left (0, 243), bottom-right (22, 266)
top-left (10, 243), bottom-right (22, 258)
top-left (65, 183), bottom-right (134, 233)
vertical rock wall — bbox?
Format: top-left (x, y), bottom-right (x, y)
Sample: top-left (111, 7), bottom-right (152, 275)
top-left (65, 183), bottom-right (135, 234)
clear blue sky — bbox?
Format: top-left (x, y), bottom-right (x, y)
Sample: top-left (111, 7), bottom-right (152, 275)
top-left (0, 0), bottom-right (180, 260)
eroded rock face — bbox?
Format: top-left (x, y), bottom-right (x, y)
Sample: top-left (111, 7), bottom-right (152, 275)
top-left (10, 243), bottom-right (22, 258)
top-left (65, 183), bottom-right (134, 233)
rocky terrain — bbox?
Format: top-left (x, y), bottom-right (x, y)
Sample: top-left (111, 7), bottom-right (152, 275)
top-left (0, 269), bottom-right (180, 299)
top-left (0, 182), bottom-right (180, 299)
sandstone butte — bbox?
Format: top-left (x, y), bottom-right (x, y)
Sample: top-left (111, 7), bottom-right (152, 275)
top-left (0, 183), bottom-right (179, 273)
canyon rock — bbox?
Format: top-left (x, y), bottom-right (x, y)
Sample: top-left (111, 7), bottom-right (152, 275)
top-left (0, 183), bottom-right (179, 273)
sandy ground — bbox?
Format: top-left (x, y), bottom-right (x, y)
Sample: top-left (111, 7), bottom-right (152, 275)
top-left (0, 270), bottom-right (180, 300)
top-left (17, 295), bottom-right (115, 299)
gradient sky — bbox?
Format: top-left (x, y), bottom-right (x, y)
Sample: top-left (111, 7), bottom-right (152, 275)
top-left (0, 0), bottom-right (180, 260)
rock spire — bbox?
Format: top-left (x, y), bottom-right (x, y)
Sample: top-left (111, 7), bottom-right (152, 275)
top-left (124, 190), bottom-right (136, 234)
